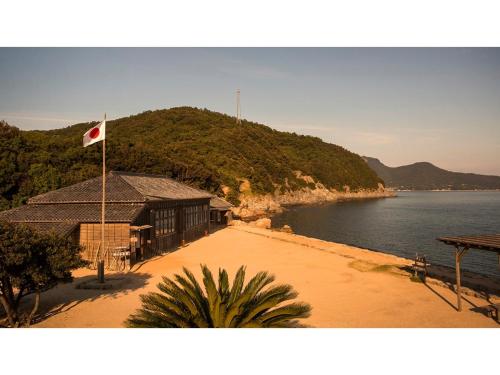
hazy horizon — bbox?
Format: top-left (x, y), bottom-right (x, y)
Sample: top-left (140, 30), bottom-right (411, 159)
top-left (1, 48), bottom-right (499, 175)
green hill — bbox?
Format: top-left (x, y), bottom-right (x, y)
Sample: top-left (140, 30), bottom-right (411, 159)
top-left (364, 156), bottom-right (500, 190)
top-left (0, 107), bottom-right (382, 210)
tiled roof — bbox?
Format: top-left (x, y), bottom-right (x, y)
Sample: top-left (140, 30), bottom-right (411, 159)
top-left (0, 203), bottom-right (145, 223)
top-left (115, 171), bottom-right (214, 200)
top-left (29, 174), bottom-right (144, 204)
top-left (0, 171), bottom-right (213, 227)
top-left (27, 171), bottom-right (213, 204)
top-left (210, 196), bottom-right (233, 210)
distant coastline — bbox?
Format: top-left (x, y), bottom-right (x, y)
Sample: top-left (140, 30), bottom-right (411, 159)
top-left (394, 189), bottom-right (500, 192)
top-left (364, 157), bottom-right (500, 191)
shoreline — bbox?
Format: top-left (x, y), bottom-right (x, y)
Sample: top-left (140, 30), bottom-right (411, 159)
top-left (266, 190), bottom-right (500, 279)
top-left (229, 225), bottom-right (500, 302)
top-left (270, 222), bottom-right (498, 280)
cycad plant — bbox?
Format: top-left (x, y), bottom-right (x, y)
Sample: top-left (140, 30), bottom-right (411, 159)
top-left (126, 265), bottom-right (311, 328)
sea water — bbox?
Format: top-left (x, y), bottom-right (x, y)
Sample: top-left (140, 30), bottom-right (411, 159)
top-left (271, 191), bottom-right (500, 277)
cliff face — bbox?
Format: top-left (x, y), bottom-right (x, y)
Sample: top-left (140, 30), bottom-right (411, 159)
top-left (231, 171), bottom-right (395, 219)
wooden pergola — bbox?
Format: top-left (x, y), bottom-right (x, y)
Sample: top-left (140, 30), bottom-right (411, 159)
top-left (437, 234), bottom-right (500, 312)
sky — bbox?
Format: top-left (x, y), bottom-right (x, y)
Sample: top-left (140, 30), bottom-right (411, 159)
top-left (1, 48), bottom-right (499, 175)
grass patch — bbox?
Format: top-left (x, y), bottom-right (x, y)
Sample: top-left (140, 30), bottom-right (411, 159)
top-left (372, 264), bottom-right (397, 273)
top-left (348, 260), bottom-right (411, 278)
top-left (348, 260), bottom-right (377, 272)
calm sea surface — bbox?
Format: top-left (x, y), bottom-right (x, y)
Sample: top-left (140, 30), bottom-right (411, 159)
top-left (271, 191), bottom-right (500, 277)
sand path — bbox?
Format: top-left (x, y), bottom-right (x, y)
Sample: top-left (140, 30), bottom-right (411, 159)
top-left (33, 227), bottom-right (499, 328)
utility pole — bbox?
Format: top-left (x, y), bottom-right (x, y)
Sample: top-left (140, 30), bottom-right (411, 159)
top-left (236, 89), bottom-right (241, 124)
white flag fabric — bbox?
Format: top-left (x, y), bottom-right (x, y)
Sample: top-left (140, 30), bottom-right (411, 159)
top-left (83, 120), bottom-right (106, 147)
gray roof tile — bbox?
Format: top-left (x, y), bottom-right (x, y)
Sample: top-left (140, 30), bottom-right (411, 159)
top-left (210, 196), bottom-right (233, 210)
top-left (1, 171), bottom-right (212, 226)
top-left (116, 171), bottom-right (213, 200)
top-left (27, 171), bottom-right (213, 204)
top-left (0, 203), bottom-right (145, 223)
top-left (29, 173), bottom-right (144, 204)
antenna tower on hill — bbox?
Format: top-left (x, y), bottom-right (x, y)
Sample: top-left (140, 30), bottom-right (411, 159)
top-left (236, 89), bottom-right (242, 124)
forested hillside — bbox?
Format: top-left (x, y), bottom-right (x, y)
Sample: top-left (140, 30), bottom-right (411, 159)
top-left (0, 107), bottom-right (382, 209)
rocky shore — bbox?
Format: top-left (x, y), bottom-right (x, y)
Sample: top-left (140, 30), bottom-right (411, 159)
top-left (232, 181), bottom-right (396, 219)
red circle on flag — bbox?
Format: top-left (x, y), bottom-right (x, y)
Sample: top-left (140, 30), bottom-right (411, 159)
top-left (89, 127), bottom-right (100, 139)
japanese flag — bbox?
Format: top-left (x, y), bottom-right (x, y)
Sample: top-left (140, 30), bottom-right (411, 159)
top-left (83, 120), bottom-right (106, 147)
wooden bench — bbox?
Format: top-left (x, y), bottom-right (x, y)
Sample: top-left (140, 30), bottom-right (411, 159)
top-left (485, 303), bottom-right (500, 322)
top-left (413, 254), bottom-right (429, 281)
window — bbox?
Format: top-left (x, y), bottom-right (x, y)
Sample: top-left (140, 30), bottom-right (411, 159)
top-left (183, 204), bottom-right (208, 230)
top-left (170, 209), bottom-right (176, 233)
top-left (164, 208), bottom-right (175, 234)
top-left (162, 209), bottom-right (167, 234)
top-left (155, 210), bottom-right (160, 237)
top-left (185, 206), bottom-right (195, 229)
top-left (153, 208), bottom-right (177, 236)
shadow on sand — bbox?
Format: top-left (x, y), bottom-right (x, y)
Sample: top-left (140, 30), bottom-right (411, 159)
top-left (422, 282), bottom-right (459, 312)
top-left (395, 264), bottom-right (498, 323)
top-left (420, 276), bottom-right (499, 324)
top-left (8, 271), bottom-right (152, 326)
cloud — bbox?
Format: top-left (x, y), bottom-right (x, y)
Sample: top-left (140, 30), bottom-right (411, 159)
top-left (0, 112), bottom-right (84, 124)
top-left (0, 112), bottom-right (93, 130)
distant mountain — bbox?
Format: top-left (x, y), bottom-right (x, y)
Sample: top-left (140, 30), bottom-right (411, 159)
top-left (0, 107), bottom-right (383, 210)
top-left (363, 157), bottom-right (500, 190)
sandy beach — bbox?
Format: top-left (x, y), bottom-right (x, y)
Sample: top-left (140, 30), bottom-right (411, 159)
top-left (30, 226), bottom-right (499, 328)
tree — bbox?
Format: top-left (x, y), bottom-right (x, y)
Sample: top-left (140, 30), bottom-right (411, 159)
top-left (0, 221), bottom-right (86, 327)
top-left (126, 264), bottom-right (311, 328)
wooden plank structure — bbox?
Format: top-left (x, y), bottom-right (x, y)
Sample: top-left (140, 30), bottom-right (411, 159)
top-left (437, 234), bottom-right (500, 311)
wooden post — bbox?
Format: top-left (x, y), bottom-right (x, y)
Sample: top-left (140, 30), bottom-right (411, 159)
top-left (180, 205), bottom-right (185, 246)
top-left (98, 113), bottom-right (106, 283)
top-left (455, 247), bottom-right (462, 312)
top-left (206, 203), bottom-right (210, 235)
top-left (455, 246), bottom-right (468, 312)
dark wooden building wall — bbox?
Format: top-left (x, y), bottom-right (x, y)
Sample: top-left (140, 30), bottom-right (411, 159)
top-left (138, 198), bottom-right (210, 258)
top-left (182, 200), bottom-right (210, 244)
top-left (210, 210), bottom-right (228, 225)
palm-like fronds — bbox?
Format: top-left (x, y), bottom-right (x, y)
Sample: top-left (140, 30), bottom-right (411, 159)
top-left (126, 265), bottom-right (311, 328)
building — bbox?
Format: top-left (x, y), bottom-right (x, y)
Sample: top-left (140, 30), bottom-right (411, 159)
top-left (209, 196), bottom-right (233, 227)
top-left (0, 171), bottom-right (232, 269)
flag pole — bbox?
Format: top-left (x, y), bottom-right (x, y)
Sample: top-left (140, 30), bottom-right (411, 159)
top-left (98, 113), bottom-right (106, 283)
